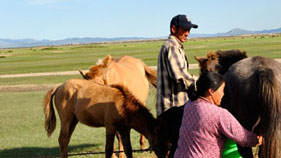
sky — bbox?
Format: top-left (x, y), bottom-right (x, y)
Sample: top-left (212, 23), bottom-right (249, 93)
top-left (1, 0), bottom-right (281, 40)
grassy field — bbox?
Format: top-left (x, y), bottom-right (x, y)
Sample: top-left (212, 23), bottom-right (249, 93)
top-left (1, 34), bottom-right (281, 75)
top-left (1, 34), bottom-right (281, 158)
top-left (0, 89), bottom-right (157, 158)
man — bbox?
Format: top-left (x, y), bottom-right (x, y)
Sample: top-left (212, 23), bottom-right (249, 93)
top-left (156, 14), bottom-right (198, 116)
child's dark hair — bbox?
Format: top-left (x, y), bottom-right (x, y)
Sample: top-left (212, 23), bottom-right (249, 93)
top-left (187, 72), bottom-right (224, 101)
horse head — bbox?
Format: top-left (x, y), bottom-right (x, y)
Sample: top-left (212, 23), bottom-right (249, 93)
top-left (150, 124), bottom-right (171, 158)
top-left (79, 55), bottom-right (113, 84)
top-left (195, 51), bottom-right (220, 74)
top-left (195, 49), bottom-right (247, 75)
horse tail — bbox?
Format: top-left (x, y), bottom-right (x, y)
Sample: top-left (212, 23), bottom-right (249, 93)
top-left (143, 64), bottom-right (157, 88)
top-left (256, 67), bottom-right (281, 158)
top-left (43, 86), bottom-right (58, 137)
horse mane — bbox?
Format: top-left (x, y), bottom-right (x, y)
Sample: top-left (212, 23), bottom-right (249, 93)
top-left (110, 85), bottom-right (155, 120)
top-left (214, 49), bottom-right (248, 74)
top-left (89, 64), bottom-right (103, 74)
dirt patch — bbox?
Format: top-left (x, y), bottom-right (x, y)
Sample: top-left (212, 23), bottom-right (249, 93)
top-left (0, 70), bottom-right (85, 78)
top-left (0, 54), bottom-right (11, 58)
top-left (0, 84), bottom-right (59, 92)
top-left (0, 58), bottom-right (280, 92)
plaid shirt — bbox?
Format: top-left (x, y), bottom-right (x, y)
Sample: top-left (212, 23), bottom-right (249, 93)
top-left (156, 35), bottom-right (195, 116)
top-left (174, 98), bottom-right (258, 158)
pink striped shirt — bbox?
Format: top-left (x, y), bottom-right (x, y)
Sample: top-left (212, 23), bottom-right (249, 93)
top-left (174, 98), bottom-right (258, 158)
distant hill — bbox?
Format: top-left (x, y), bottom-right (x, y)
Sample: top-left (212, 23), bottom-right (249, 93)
top-left (0, 37), bottom-right (154, 49)
top-left (190, 27), bottom-right (281, 38)
top-left (1, 27), bottom-right (281, 48)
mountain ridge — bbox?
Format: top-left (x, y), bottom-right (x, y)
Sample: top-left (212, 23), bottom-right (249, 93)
top-left (1, 27), bottom-right (281, 48)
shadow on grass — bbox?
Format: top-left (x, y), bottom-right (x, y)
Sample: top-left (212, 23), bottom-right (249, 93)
top-left (0, 144), bottom-right (100, 158)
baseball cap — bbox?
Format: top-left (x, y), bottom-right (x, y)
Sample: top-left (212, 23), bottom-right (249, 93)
top-left (170, 14), bottom-right (198, 30)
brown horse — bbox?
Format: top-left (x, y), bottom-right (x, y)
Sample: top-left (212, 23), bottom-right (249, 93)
top-left (43, 79), bottom-right (169, 158)
top-left (79, 55), bottom-right (157, 154)
top-left (196, 49), bottom-right (281, 158)
top-left (80, 55), bottom-right (157, 105)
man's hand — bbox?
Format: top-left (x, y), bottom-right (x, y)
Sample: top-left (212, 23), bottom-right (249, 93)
top-left (192, 74), bottom-right (198, 81)
top-left (256, 135), bottom-right (263, 146)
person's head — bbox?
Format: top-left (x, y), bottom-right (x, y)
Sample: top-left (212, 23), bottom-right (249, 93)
top-left (170, 14), bottom-right (198, 43)
top-left (187, 72), bottom-right (225, 106)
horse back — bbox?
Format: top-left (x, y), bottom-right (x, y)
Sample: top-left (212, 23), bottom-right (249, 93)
top-left (53, 79), bottom-right (124, 127)
top-left (223, 56), bottom-right (281, 127)
top-left (75, 82), bottom-right (126, 127)
top-left (107, 56), bottom-right (150, 104)
top-left (53, 79), bottom-right (90, 116)
top-left (109, 56), bottom-right (147, 82)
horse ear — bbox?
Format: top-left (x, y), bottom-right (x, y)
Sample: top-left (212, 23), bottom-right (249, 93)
top-left (241, 50), bottom-right (248, 57)
top-left (103, 55), bottom-right (113, 67)
top-left (79, 70), bottom-right (89, 80)
top-left (194, 56), bottom-right (206, 64)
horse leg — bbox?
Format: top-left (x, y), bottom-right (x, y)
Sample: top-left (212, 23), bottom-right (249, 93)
top-left (168, 142), bottom-right (178, 158)
top-left (116, 132), bottom-right (125, 158)
top-left (139, 134), bottom-right (146, 150)
top-left (118, 128), bottom-right (132, 158)
top-left (58, 117), bottom-right (78, 158)
top-left (105, 127), bottom-right (116, 158)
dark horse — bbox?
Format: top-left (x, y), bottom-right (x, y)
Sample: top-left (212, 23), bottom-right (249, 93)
top-left (195, 49), bottom-right (281, 158)
top-left (157, 50), bottom-right (281, 158)
top-left (156, 105), bottom-right (184, 158)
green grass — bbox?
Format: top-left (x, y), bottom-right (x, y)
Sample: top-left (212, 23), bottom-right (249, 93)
top-left (0, 41), bottom-right (162, 75)
top-left (0, 75), bottom-right (81, 86)
top-left (1, 34), bottom-right (281, 158)
top-left (1, 34), bottom-right (281, 75)
top-left (0, 88), bottom-right (157, 158)
top-left (0, 69), bottom-right (199, 86)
